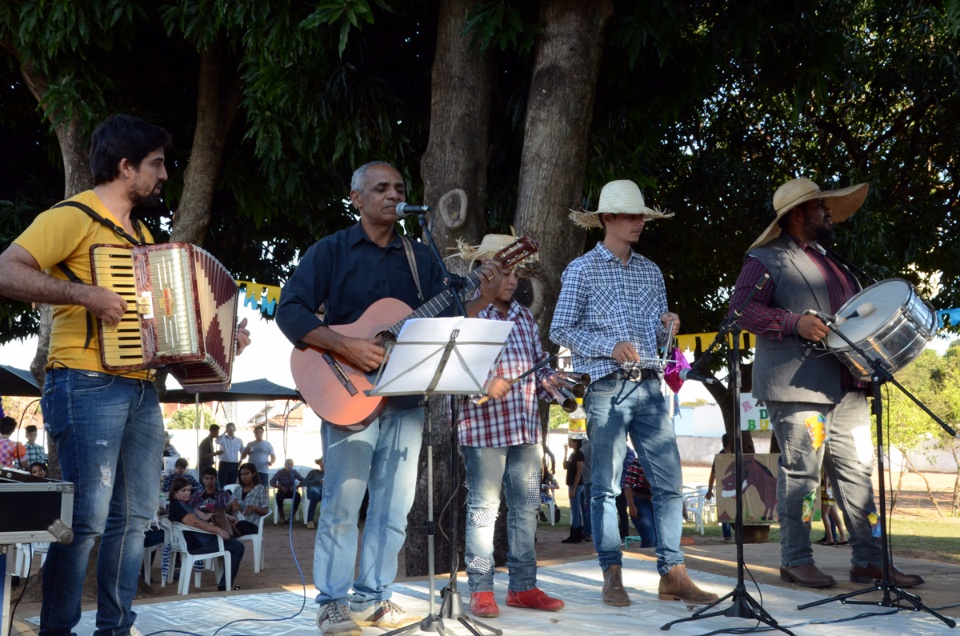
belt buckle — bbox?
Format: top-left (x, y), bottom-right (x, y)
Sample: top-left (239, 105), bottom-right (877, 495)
top-left (624, 367), bottom-right (642, 382)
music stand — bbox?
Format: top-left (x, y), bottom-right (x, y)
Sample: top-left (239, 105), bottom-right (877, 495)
top-left (795, 322), bottom-right (956, 628)
top-left (370, 317), bottom-right (511, 636)
top-left (662, 312), bottom-right (793, 635)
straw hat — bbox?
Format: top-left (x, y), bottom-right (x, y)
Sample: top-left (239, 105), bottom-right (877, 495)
top-left (748, 177), bottom-right (869, 251)
top-left (569, 180), bottom-right (674, 229)
top-left (455, 228), bottom-right (538, 267)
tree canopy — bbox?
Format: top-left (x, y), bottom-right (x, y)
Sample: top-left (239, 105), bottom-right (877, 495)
top-left (2, 0), bottom-right (959, 341)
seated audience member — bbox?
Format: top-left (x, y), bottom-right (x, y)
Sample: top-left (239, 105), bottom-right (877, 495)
top-left (24, 424), bottom-right (47, 467)
top-left (161, 457), bottom-right (201, 493)
top-left (704, 433), bottom-right (733, 543)
top-left (29, 462), bottom-right (49, 478)
top-left (302, 458), bottom-right (325, 530)
top-left (539, 468), bottom-right (559, 523)
top-left (0, 416), bottom-right (26, 469)
top-left (227, 462), bottom-right (269, 535)
top-left (167, 477), bottom-right (244, 591)
top-left (189, 467), bottom-right (233, 512)
top-left (623, 455), bottom-right (658, 548)
top-left (269, 458), bottom-right (304, 524)
top-left (163, 431), bottom-right (179, 458)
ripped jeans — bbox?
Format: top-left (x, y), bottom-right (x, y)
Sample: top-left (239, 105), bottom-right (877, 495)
top-left (39, 368), bottom-right (164, 636)
top-left (462, 443), bottom-right (543, 593)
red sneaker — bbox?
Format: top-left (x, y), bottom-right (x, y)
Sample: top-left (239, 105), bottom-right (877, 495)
top-left (506, 587), bottom-right (565, 611)
top-left (469, 592), bottom-right (500, 618)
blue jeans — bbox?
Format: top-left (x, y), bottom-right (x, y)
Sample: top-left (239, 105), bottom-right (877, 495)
top-left (39, 369), bottom-right (164, 636)
top-left (629, 495), bottom-right (658, 548)
top-left (569, 484), bottom-right (585, 529)
top-left (462, 444), bottom-right (543, 593)
top-left (585, 378), bottom-right (684, 575)
top-left (767, 392), bottom-right (881, 568)
top-left (306, 487), bottom-right (323, 522)
top-left (313, 403), bottom-right (424, 610)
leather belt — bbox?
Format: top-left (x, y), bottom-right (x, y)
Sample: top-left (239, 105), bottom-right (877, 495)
top-left (601, 368), bottom-right (657, 383)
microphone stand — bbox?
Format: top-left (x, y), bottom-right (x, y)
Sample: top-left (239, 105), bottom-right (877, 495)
top-left (384, 213), bottom-right (501, 636)
top-left (795, 320), bottom-right (956, 628)
top-left (662, 304), bottom-right (793, 635)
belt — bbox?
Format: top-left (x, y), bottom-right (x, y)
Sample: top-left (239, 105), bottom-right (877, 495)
top-left (601, 368), bottom-right (657, 383)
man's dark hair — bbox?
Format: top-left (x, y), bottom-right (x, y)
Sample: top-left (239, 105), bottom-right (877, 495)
top-left (175, 457), bottom-right (189, 469)
top-left (209, 424), bottom-right (220, 433)
top-left (201, 466), bottom-right (218, 478)
top-left (25, 424), bottom-right (38, 434)
top-left (89, 114), bottom-right (172, 185)
top-left (0, 416), bottom-right (16, 436)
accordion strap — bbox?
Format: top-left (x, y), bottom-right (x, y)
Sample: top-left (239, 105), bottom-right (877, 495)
top-left (50, 200), bottom-right (152, 350)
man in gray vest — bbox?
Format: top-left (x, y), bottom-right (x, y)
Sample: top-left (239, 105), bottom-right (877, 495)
top-left (728, 177), bottom-right (924, 589)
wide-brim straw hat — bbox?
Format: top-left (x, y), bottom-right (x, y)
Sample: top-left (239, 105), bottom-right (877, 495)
top-left (748, 177), bottom-right (869, 251)
top-left (569, 179), bottom-right (674, 229)
top-left (454, 228), bottom-right (538, 268)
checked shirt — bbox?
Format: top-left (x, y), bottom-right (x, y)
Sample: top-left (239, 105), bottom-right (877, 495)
top-left (550, 242), bottom-right (669, 380)
top-left (458, 299), bottom-right (553, 448)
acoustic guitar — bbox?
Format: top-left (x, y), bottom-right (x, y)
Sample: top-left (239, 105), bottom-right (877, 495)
top-left (291, 236), bottom-right (539, 429)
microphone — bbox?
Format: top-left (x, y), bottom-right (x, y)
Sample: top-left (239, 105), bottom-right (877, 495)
top-left (395, 202), bottom-right (432, 218)
top-left (804, 302), bottom-right (876, 326)
top-left (678, 368), bottom-right (723, 386)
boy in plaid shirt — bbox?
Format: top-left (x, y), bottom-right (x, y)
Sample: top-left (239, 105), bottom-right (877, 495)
top-left (457, 234), bottom-right (565, 619)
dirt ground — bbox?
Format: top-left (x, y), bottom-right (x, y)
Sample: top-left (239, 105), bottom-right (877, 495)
top-left (10, 466), bottom-right (958, 615)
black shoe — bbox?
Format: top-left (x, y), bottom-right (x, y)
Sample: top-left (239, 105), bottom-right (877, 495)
top-left (561, 528), bottom-right (583, 544)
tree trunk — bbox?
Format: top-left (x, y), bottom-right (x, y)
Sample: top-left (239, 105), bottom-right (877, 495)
top-left (513, 0), bottom-right (614, 331)
top-left (419, 0), bottom-right (494, 259)
top-left (170, 36), bottom-right (241, 245)
top-left (405, 0), bottom-right (495, 577)
top-left (902, 454), bottom-right (943, 517)
top-left (951, 443), bottom-right (960, 517)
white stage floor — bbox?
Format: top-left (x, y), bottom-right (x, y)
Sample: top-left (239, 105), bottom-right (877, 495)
top-left (21, 556), bottom-right (954, 635)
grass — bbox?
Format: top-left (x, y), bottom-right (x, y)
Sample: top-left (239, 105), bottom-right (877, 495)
top-left (544, 504), bottom-right (960, 566)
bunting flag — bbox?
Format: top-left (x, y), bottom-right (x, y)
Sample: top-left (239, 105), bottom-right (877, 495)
top-left (236, 280), bottom-right (283, 318)
top-left (937, 308), bottom-right (959, 329)
top-left (675, 331), bottom-right (753, 354)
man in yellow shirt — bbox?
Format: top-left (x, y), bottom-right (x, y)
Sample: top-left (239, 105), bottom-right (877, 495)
top-left (0, 114), bottom-right (250, 636)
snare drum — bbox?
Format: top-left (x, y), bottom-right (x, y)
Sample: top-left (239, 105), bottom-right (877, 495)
top-left (824, 279), bottom-right (937, 381)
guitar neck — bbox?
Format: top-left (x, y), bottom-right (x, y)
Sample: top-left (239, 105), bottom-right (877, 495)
top-left (386, 271), bottom-right (482, 338)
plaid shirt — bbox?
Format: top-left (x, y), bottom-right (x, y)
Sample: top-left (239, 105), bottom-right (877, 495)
top-left (0, 439), bottom-right (24, 468)
top-left (188, 487), bottom-right (232, 511)
top-left (24, 442), bottom-right (46, 466)
top-left (270, 468), bottom-right (304, 491)
top-left (230, 484), bottom-right (269, 524)
top-left (550, 243), bottom-right (669, 380)
top-left (458, 299), bottom-right (552, 448)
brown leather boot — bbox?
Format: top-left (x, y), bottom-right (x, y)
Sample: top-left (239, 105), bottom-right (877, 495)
top-left (601, 565), bottom-right (630, 606)
top-left (658, 564), bottom-right (719, 604)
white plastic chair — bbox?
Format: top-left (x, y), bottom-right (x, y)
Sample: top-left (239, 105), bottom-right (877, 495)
top-left (236, 513), bottom-right (266, 573)
top-left (14, 542), bottom-right (49, 577)
top-left (682, 485), bottom-right (706, 534)
top-left (170, 522), bottom-right (231, 595)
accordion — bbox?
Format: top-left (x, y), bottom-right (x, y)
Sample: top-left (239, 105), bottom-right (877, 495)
top-left (90, 243), bottom-right (239, 392)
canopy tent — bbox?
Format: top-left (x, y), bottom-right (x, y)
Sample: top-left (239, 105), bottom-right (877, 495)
top-left (160, 378), bottom-right (300, 404)
top-left (0, 364), bottom-right (42, 397)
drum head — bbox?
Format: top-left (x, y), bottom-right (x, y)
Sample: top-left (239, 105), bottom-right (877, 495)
top-left (824, 279), bottom-right (912, 349)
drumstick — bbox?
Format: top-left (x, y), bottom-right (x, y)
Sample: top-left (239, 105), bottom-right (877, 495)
top-left (473, 354), bottom-right (558, 406)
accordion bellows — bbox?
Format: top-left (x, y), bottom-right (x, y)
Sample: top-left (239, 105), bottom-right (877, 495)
top-left (91, 243), bottom-right (238, 392)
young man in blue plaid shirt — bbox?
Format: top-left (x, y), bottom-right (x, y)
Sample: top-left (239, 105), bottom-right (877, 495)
top-left (550, 180), bottom-right (717, 607)
top-left (457, 234), bottom-right (565, 619)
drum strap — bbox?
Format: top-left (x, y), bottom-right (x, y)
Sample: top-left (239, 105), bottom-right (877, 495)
top-left (821, 246), bottom-right (877, 287)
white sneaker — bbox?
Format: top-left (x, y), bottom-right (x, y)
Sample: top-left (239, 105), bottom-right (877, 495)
top-left (128, 627), bottom-right (144, 636)
top-left (351, 600), bottom-right (422, 628)
top-left (316, 602), bottom-right (361, 636)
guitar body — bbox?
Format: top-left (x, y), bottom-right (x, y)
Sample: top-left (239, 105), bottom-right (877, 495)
top-left (291, 297), bottom-right (413, 430)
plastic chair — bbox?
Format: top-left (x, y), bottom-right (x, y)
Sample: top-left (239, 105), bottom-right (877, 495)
top-left (681, 485), bottom-right (706, 534)
top-left (170, 522), bottom-right (231, 595)
top-left (14, 542), bottom-right (49, 577)
top-left (236, 513), bottom-right (266, 573)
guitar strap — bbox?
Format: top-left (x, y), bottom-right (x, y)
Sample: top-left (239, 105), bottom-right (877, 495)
top-left (399, 235), bottom-right (424, 303)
